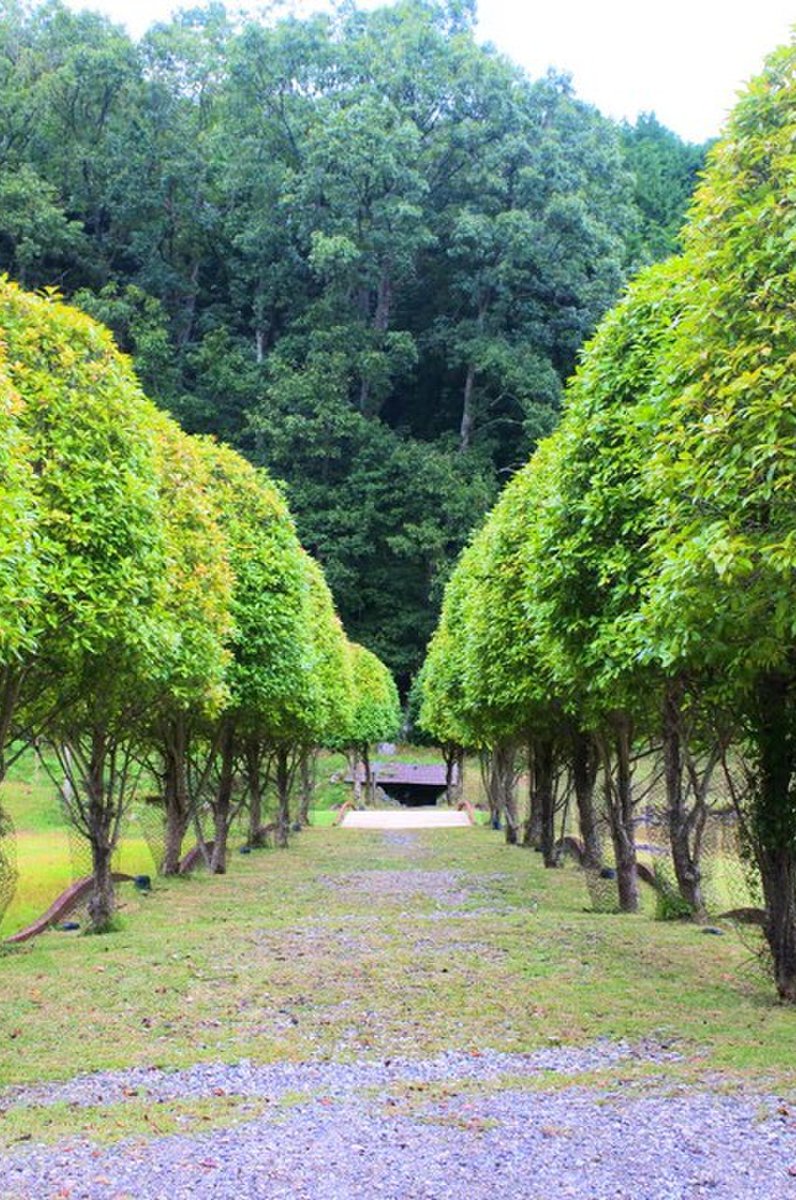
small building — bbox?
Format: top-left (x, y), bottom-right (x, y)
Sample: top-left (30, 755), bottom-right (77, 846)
top-left (344, 761), bottom-right (459, 807)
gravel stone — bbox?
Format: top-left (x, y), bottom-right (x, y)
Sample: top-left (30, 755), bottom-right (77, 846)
top-left (1, 1040), bottom-right (678, 1110)
top-left (1, 1069), bottom-right (795, 1199)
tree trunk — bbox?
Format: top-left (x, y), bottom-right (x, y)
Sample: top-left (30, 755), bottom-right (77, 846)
top-left (523, 741), bottom-right (542, 847)
top-left (491, 742), bottom-right (518, 844)
top-left (453, 746), bottom-right (465, 805)
top-left (359, 269), bottom-right (393, 413)
top-left (87, 838), bottom-right (115, 931)
top-left (535, 737), bottom-right (558, 867)
top-left (600, 721), bottom-right (639, 913)
top-left (761, 847), bottom-right (796, 1003)
top-left (480, 750), bottom-right (501, 828)
top-left (86, 739), bottom-right (115, 931)
top-left (362, 744), bottom-right (375, 806)
top-left (162, 716), bottom-right (190, 875)
top-left (348, 750), bottom-right (363, 808)
top-left (750, 671), bottom-right (796, 1002)
top-left (246, 740), bottom-right (271, 847)
top-left (443, 745), bottom-right (455, 805)
top-left (662, 681), bottom-right (706, 918)
top-left (210, 723), bottom-right (235, 874)
top-left (374, 268), bottom-right (392, 333)
top-left (298, 748), bottom-right (317, 826)
top-left (459, 363), bottom-right (476, 452)
top-left (572, 730), bottom-right (601, 870)
top-left (0, 667), bottom-right (21, 783)
top-left (276, 745), bottom-right (291, 848)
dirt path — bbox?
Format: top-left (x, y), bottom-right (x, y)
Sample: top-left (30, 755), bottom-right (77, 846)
top-left (340, 809), bottom-right (472, 828)
top-left (1, 828), bottom-right (795, 1198)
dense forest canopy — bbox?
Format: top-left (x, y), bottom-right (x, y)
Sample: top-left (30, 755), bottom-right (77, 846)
top-left (0, 0), bottom-right (706, 683)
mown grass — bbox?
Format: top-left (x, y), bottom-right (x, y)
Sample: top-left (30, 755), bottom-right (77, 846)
top-left (0, 744), bottom-right (789, 1157)
top-left (0, 820), bottom-right (793, 1102)
top-left (0, 746), bottom-right (474, 938)
top-left (0, 1094), bottom-right (275, 1152)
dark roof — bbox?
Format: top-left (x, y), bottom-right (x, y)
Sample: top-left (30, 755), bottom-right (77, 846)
top-left (344, 761), bottom-right (458, 787)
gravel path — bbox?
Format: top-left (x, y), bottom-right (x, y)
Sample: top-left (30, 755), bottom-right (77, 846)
top-left (2, 1043), bottom-right (796, 1199)
top-left (1, 1059), bottom-right (796, 1199)
top-left (1, 1040), bottom-right (679, 1110)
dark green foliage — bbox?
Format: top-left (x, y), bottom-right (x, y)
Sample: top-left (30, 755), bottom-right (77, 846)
top-left (621, 114), bottom-right (708, 262)
top-left (653, 864), bottom-right (695, 921)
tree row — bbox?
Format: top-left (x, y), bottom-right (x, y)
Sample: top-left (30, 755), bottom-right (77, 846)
top-left (0, 278), bottom-right (400, 932)
top-left (418, 40), bottom-right (796, 1002)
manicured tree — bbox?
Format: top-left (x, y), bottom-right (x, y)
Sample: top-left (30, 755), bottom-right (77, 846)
top-left (531, 255), bottom-right (724, 909)
top-left (196, 441), bottom-right (313, 869)
top-left (0, 280), bottom-right (170, 930)
top-left (521, 273), bottom-right (683, 910)
top-left (572, 259), bottom-right (719, 919)
top-left (293, 554), bottom-right (355, 828)
top-left (345, 643), bottom-right (401, 805)
top-left (460, 455), bottom-right (577, 858)
top-left (638, 42), bottom-right (796, 997)
top-left (418, 543), bottom-right (481, 782)
top-left (443, 523), bottom-right (524, 842)
top-left (248, 551), bottom-right (356, 842)
top-left (419, 538), bottom-right (520, 834)
top-left (408, 666), bottom-right (464, 805)
top-left (145, 413), bottom-right (233, 874)
top-left (0, 353), bottom-right (38, 777)
top-left (0, 354), bottom-right (36, 924)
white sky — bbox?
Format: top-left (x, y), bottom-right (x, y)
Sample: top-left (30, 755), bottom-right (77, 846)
top-left (61, 0), bottom-right (795, 142)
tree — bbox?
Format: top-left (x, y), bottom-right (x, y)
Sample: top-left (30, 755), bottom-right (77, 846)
top-left (0, 350), bottom-right (37, 775)
top-left (620, 113), bottom-right (707, 263)
top-left (0, 0), bottom-right (705, 686)
top-left (144, 411), bottom-right (233, 875)
top-left (638, 40), bottom-right (796, 998)
top-left (345, 643), bottom-right (401, 805)
top-left (195, 440), bottom-right (314, 867)
top-left (0, 278), bottom-right (170, 930)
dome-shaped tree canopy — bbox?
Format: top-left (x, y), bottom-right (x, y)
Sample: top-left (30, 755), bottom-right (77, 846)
top-left (639, 41), bottom-right (796, 682)
top-left (0, 278), bottom-right (170, 717)
top-left (301, 551), bottom-right (355, 747)
top-left (148, 412), bottom-right (234, 717)
top-left (346, 642), bottom-right (401, 748)
top-left (196, 439), bottom-right (315, 739)
top-left (0, 353), bottom-right (37, 666)
top-left (417, 547), bottom-right (477, 750)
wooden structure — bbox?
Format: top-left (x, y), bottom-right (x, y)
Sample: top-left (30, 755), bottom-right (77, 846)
top-left (344, 761), bottom-right (459, 807)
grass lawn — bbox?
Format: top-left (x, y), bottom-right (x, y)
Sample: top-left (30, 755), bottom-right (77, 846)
top-left (0, 746), bottom-right (482, 939)
top-left (0, 816), bottom-right (793, 1107)
top-left (1, 743), bottom-right (788, 1156)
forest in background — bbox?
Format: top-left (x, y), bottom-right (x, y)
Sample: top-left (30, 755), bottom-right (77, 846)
top-left (0, 0), bottom-right (706, 684)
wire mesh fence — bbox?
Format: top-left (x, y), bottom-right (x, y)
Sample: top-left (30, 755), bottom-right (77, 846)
top-left (0, 805), bottom-right (19, 927)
